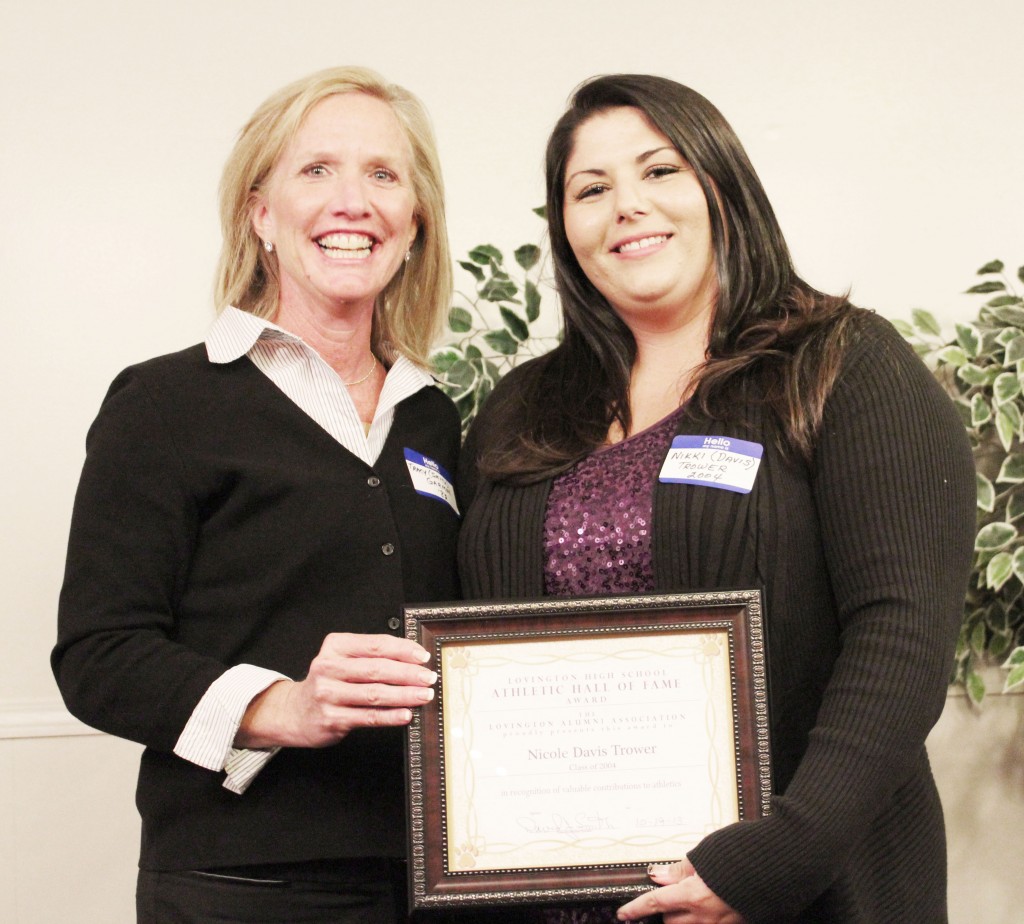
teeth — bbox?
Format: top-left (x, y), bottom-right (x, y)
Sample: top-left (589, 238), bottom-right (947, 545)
top-left (617, 235), bottom-right (668, 253)
top-left (317, 232), bottom-right (375, 257)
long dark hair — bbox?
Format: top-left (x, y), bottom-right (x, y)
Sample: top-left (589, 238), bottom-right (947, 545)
top-left (479, 74), bottom-right (856, 482)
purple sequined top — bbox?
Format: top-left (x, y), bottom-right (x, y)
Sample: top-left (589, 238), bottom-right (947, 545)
top-left (538, 412), bottom-right (683, 924)
top-left (544, 407), bottom-right (685, 598)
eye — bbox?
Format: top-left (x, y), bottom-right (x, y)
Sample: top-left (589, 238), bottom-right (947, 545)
top-left (572, 182), bottom-right (609, 202)
top-left (371, 167), bottom-right (398, 183)
top-left (303, 163), bottom-right (329, 177)
top-left (644, 164), bottom-right (681, 180)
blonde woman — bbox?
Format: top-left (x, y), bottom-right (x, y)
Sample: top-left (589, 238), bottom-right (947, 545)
top-left (54, 67), bottom-right (458, 923)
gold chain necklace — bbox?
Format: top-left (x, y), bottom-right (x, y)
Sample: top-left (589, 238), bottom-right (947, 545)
top-left (344, 353), bottom-right (377, 387)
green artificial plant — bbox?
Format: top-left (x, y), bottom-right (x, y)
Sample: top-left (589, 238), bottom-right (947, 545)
top-left (430, 221), bottom-right (558, 438)
top-left (896, 260), bottom-right (1024, 703)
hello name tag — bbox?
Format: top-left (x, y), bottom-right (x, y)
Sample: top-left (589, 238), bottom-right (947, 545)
top-left (659, 435), bottom-right (764, 494)
top-left (404, 449), bottom-right (460, 515)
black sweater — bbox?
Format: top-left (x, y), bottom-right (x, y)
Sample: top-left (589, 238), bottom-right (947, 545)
top-left (53, 345), bottom-right (461, 870)
top-left (458, 313), bottom-right (976, 923)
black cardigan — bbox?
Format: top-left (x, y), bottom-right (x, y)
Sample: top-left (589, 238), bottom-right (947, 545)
top-left (458, 313), bottom-right (975, 923)
top-left (53, 345), bottom-right (461, 870)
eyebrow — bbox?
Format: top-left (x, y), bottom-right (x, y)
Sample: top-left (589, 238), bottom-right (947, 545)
top-left (565, 146), bottom-right (678, 186)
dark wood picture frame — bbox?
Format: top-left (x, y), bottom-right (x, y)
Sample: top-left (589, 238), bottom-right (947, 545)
top-left (404, 589), bottom-right (771, 912)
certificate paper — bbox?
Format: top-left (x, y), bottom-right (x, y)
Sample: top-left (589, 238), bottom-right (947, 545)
top-left (404, 590), bottom-right (771, 910)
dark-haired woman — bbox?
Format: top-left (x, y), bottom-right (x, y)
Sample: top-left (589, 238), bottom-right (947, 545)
top-left (458, 74), bottom-right (975, 924)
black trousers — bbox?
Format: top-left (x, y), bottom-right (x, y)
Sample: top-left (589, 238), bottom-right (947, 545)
top-left (136, 861), bottom-right (602, 923)
top-left (136, 860), bottom-right (408, 924)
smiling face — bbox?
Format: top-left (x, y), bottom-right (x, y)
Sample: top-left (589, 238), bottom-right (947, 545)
top-left (562, 106), bottom-right (718, 335)
top-left (252, 92), bottom-right (418, 323)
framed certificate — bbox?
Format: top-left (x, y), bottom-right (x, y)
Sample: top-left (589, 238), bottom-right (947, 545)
top-left (404, 589), bottom-right (772, 911)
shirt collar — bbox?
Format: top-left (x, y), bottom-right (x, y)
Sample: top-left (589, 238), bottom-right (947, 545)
top-left (205, 306), bottom-right (296, 363)
top-left (205, 305), bottom-right (436, 390)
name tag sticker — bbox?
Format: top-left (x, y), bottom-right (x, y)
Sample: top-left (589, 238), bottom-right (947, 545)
top-left (659, 435), bottom-right (764, 494)
top-left (404, 448), bottom-right (460, 515)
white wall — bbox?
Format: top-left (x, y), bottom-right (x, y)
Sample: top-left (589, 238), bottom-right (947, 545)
top-left (2, 1), bottom-right (1022, 920)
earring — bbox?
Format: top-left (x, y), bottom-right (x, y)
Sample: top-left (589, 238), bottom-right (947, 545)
top-left (264, 240), bottom-right (274, 253)
top-left (404, 249), bottom-right (411, 263)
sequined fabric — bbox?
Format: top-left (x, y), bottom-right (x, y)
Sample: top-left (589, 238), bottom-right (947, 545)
top-left (544, 408), bottom-right (685, 597)
top-left (537, 410), bottom-right (684, 924)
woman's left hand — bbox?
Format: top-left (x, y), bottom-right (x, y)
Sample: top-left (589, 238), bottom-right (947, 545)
top-left (616, 860), bottom-right (746, 923)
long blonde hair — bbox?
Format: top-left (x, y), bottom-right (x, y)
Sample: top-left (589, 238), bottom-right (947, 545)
top-left (214, 66), bottom-right (451, 366)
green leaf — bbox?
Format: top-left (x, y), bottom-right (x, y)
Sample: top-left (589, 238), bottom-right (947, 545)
top-left (475, 378), bottom-right (493, 407)
top-left (465, 344), bottom-right (482, 360)
top-left (996, 404), bottom-right (1022, 451)
top-left (454, 390), bottom-right (478, 419)
top-left (988, 628), bottom-right (1013, 660)
top-left (532, 205), bottom-right (547, 219)
top-left (936, 345), bottom-right (967, 367)
top-left (1019, 264), bottom-right (1024, 285)
top-left (970, 619), bottom-right (988, 655)
top-left (986, 552), bottom-right (1014, 591)
top-left (1008, 488), bottom-right (1024, 522)
top-left (978, 260), bottom-right (1004, 274)
top-left (457, 260), bottom-right (485, 282)
top-left (468, 244), bottom-right (503, 266)
top-left (1003, 647), bottom-right (1024, 692)
top-left (993, 371), bottom-right (1022, 405)
top-left (975, 521), bottom-right (1017, 551)
top-left (444, 359), bottom-right (478, 389)
top-left (981, 328), bottom-right (1005, 354)
top-left (957, 363), bottom-right (995, 387)
top-left (991, 305), bottom-right (1024, 329)
top-left (966, 667), bottom-right (986, 705)
top-left (483, 329), bottom-right (520, 355)
top-left (987, 295), bottom-right (1024, 308)
top-left (976, 472), bottom-right (995, 512)
top-left (891, 319), bottom-right (914, 337)
top-left (1005, 335), bottom-right (1024, 365)
top-left (911, 308), bottom-right (942, 337)
top-left (1005, 663), bottom-right (1024, 693)
top-left (524, 280), bottom-right (541, 322)
top-left (1013, 546), bottom-right (1024, 583)
top-left (448, 306), bottom-right (472, 333)
top-left (971, 393), bottom-right (992, 428)
top-left (499, 306), bottom-right (529, 342)
top-left (514, 243), bottom-right (541, 271)
top-left (954, 624), bottom-right (970, 662)
top-left (955, 323), bottom-right (980, 358)
top-left (966, 280), bottom-right (1006, 294)
top-left (997, 453), bottom-right (1024, 483)
top-left (479, 277), bottom-right (518, 302)
top-left (431, 349), bottom-right (460, 373)
top-left (482, 359), bottom-right (503, 384)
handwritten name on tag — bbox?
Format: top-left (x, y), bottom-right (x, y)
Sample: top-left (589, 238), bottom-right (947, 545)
top-left (659, 435), bottom-right (763, 494)
top-left (404, 448), bottom-right (460, 515)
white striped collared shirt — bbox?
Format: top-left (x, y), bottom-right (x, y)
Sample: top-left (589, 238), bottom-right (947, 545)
top-left (173, 306), bottom-right (436, 794)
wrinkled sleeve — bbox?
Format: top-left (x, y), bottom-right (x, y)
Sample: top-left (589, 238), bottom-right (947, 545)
top-left (52, 369), bottom-right (230, 752)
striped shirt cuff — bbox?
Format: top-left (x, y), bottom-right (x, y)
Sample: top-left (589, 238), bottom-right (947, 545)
top-left (222, 745), bottom-right (282, 795)
top-left (173, 664), bottom-right (288, 789)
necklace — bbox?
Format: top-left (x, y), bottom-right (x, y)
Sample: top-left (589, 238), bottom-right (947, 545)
top-left (344, 353), bottom-right (377, 387)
